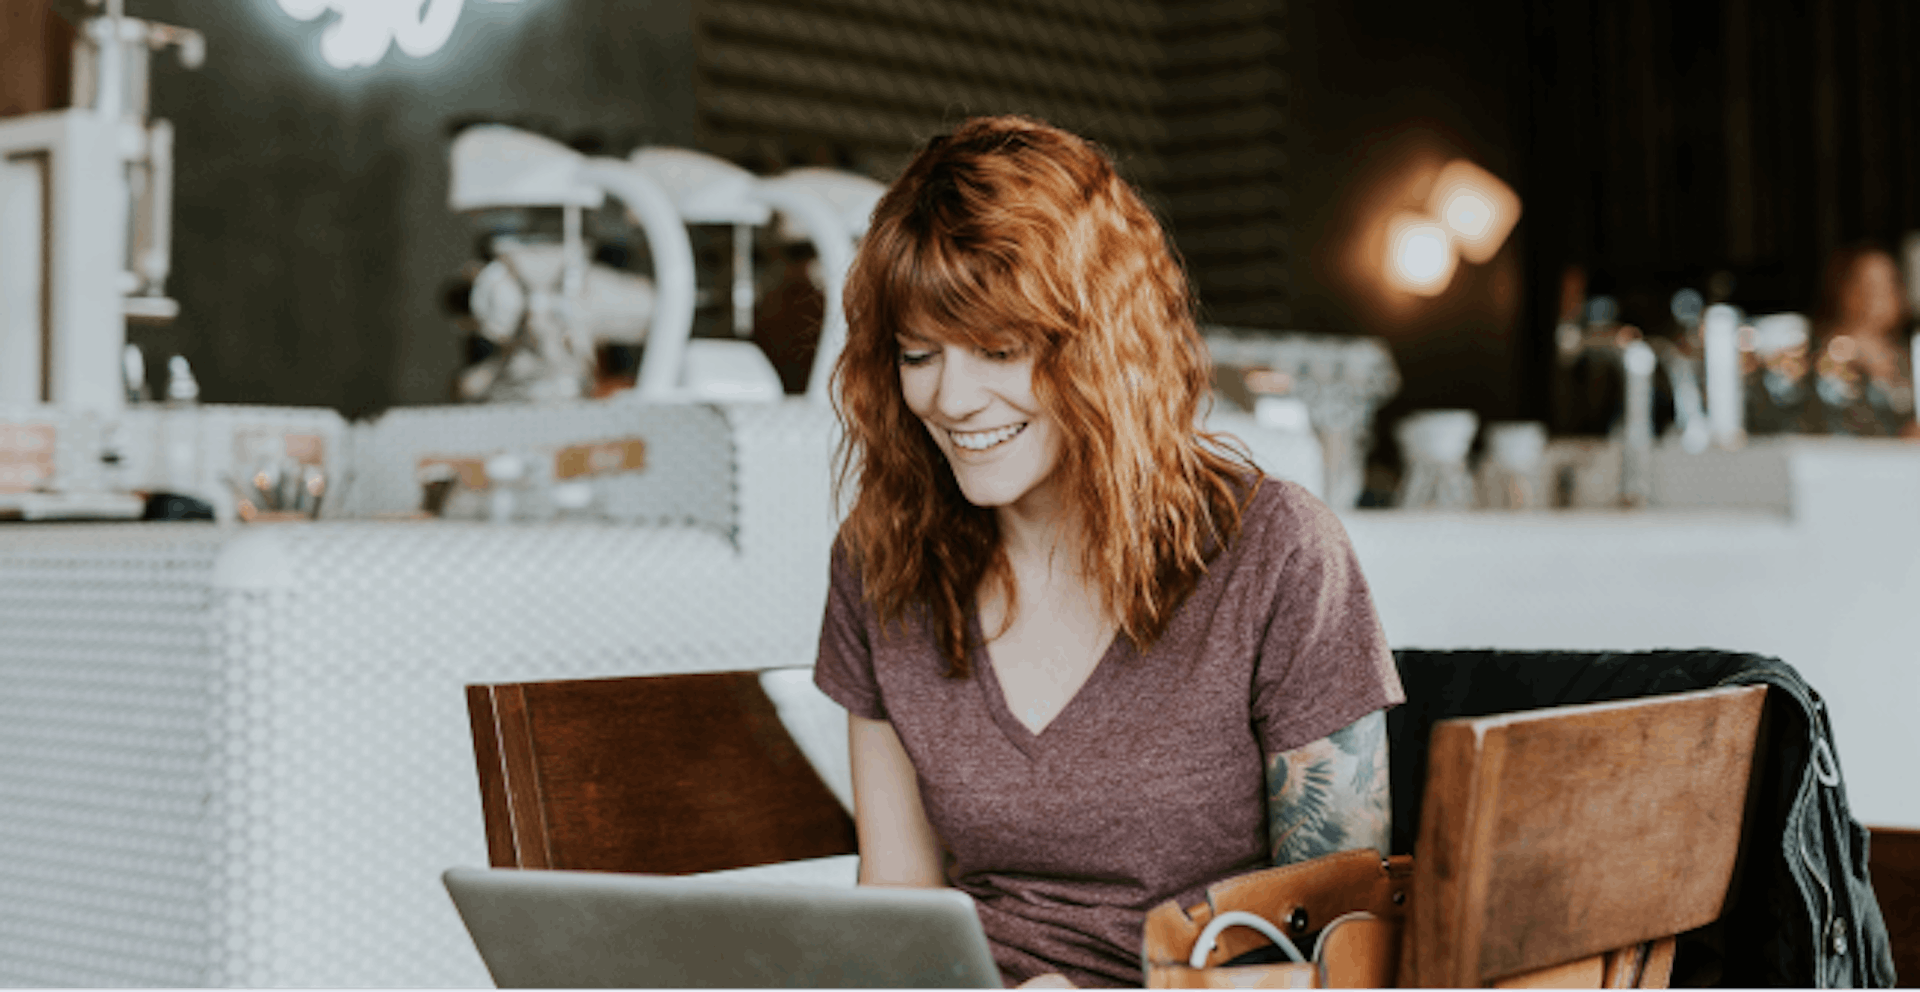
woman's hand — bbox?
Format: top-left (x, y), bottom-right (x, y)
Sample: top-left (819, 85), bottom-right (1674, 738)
top-left (1016, 972), bottom-right (1075, 988)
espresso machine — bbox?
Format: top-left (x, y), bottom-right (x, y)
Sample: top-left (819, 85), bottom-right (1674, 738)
top-left (0, 8), bottom-right (352, 523)
top-left (0, 0), bottom-right (201, 411)
top-left (447, 126), bottom-right (883, 405)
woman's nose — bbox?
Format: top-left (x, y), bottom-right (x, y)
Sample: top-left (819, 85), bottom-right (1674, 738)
top-left (933, 349), bottom-right (991, 420)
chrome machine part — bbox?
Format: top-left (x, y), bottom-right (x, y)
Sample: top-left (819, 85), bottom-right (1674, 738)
top-left (0, 0), bottom-right (201, 410)
top-left (625, 146), bottom-right (779, 398)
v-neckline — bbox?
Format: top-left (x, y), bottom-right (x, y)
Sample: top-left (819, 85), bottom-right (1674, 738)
top-left (971, 612), bottom-right (1127, 758)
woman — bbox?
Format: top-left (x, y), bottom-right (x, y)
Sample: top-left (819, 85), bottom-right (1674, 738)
top-left (812, 116), bottom-right (1404, 988)
top-left (1808, 244), bottom-right (1918, 437)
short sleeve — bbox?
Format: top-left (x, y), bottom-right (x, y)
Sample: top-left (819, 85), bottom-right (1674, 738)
top-left (1248, 486), bottom-right (1404, 754)
top-left (812, 535), bottom-right (888, 721)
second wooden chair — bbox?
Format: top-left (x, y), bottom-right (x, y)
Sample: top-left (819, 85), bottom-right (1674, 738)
top-left (465, 670), bottom-right (856, 875)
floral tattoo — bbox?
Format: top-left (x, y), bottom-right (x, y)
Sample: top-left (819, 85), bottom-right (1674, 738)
top-left (1264, 710), bottom-right (1391, 864)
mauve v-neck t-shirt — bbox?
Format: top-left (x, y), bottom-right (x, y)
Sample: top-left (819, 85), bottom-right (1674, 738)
top-left (812, 478), bottom-right (1403, 988)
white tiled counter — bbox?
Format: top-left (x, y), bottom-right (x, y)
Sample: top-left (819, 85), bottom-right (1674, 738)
top-left (0, 401), bottom-right (846, 988)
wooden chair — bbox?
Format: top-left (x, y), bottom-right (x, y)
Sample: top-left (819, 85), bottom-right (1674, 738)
top-left (1402, 683), bottom-right (1768, 988)
top-left (465, 671), bottom-right (856, 874)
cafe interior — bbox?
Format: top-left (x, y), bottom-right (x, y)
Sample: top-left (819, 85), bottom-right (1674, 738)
top-left (0, 0), bottom-right (1916, 986)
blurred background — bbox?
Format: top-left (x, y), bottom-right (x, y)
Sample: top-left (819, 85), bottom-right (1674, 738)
top-left (6, 0), bottom-right (1915, 431)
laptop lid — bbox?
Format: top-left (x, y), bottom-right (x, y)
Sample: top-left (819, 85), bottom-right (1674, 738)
top-left (443, 866), bottom-right (1002, 988)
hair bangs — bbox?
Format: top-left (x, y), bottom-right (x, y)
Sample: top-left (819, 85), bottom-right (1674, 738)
top-left (890, 229), bottom-right (1059, 354)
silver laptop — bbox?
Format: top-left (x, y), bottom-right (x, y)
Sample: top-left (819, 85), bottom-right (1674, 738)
top-left (443, 866), bottom-right (1002, 988)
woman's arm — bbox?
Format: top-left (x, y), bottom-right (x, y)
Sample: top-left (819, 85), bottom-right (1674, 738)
top-left (848, 713), bottom-right (946, 886)
top-left (849, 716), bottom-right (1074, 986)
top-left (1264, 709), bottom-right (1391, 864)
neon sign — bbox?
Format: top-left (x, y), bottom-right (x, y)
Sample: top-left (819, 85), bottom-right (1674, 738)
top-left (273, 0), bottom-right (519, 69)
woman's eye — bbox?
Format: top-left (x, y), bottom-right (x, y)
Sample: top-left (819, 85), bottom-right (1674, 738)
top-left (897, 350), bottom-right (936, 367)
top-left (981, 347), bottom-right (1021, 362)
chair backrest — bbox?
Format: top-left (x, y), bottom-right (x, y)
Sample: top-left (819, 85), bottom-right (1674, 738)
top-left (1404, 683), bottom-right (1768, 987)
top-left (465, 671), bottom-right (857, 874)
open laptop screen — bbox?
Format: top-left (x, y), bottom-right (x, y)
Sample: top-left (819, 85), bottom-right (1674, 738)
top-left (443, 866), bottom-right (1002, 988)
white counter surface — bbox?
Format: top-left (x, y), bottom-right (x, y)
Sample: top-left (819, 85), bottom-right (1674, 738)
top-left (0, 402), bottom-right (847, 988)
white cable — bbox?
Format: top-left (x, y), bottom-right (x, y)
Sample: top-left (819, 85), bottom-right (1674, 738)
top-left (1187, 910), bottom-right (1306, 968)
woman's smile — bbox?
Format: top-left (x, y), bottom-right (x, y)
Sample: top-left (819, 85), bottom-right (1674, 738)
top-left (896, 331), bottom-right (1063, 512)
top-left (947, 421), bottom-right (1029, 452)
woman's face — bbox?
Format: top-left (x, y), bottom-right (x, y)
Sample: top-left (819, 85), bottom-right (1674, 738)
top-left (1838, 252), bottom-right (1905, 335)
top-left (896, 329), bottom-right (1065, 516)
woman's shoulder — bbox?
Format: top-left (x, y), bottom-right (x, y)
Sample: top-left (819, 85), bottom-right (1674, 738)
top-left (825, 526), bottom-right (921, 627)
top-left (1235, 474), bottom-right (1349, 551)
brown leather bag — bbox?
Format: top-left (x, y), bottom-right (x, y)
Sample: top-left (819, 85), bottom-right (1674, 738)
top-left (1141, 849), bottom-right (1413, 989)
top-left (1142, 850), bottom-right (1676, 989)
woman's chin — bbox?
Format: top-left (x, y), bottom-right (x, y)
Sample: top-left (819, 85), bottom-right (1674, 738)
top-left (953, 480), bottom-right (1015, 508)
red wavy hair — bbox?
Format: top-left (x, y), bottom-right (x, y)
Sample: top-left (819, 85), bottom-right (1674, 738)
top-left (832, 115), bottom-right (1257, 677)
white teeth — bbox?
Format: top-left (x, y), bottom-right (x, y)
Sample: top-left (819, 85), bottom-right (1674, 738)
top-left (949, 422), bottom-right (1027, 451)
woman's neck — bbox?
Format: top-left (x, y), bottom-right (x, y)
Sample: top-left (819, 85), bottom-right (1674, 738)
top-left (994, 488), bottom-right (1079, 571)
top-left (983, 499), bottom-right (1109, 636)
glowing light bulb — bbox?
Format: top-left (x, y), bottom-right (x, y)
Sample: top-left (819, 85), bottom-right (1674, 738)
top-left (1427, 159), bottom-right (1521, 264)
top-left (1385, 212), bottom-right (1458, 296)
top-left (1443, 192), bottom-right (1491, 239)
top-left (1401, 229), bottom-right (1450, 281)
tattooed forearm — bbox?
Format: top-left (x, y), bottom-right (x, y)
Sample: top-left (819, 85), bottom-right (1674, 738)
top-left (1264, 710), bottom-right (1391, 864)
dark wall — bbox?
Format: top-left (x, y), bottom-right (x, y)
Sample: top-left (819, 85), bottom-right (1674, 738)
top-left (687, 0), bottom-right (1293, 330)
top-left (1523, 0), bottom-right (1920, 317)
top-left (1292, 0), bottom-right (1920, 441)
top-left (137, 0), bottom-right (696, 417)
top-left (1288, 0), bottom-right (1531, 439)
